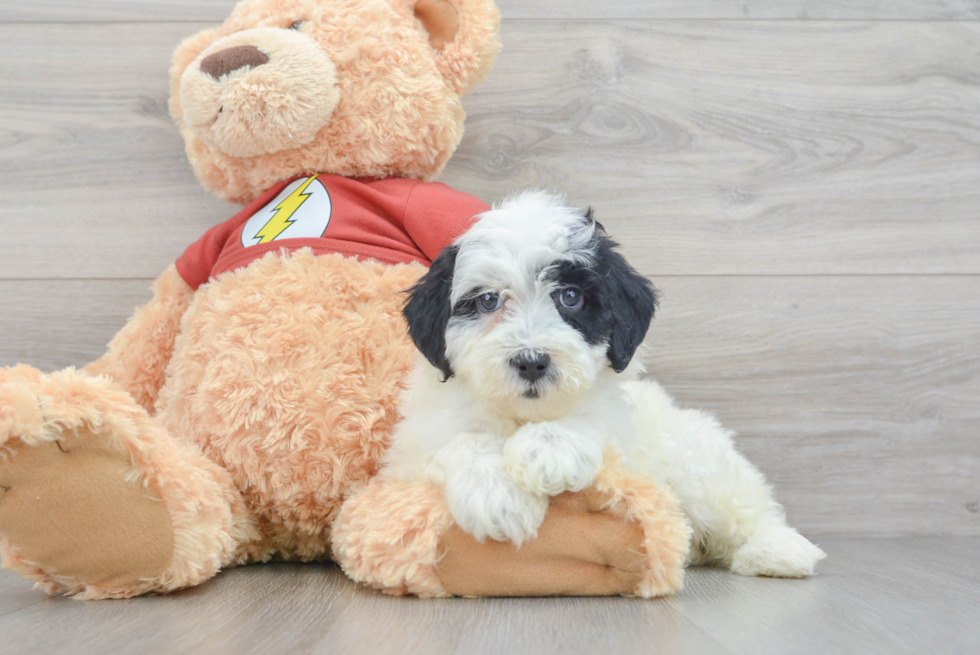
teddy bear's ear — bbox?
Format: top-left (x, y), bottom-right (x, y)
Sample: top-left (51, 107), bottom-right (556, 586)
top-left (169, 27), bottom-right (219, 122)
top-left (408, 0), bottom-right (501, 95)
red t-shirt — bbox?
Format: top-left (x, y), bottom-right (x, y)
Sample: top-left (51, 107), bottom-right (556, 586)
top-left (176, 174), bottom-right (489, 290)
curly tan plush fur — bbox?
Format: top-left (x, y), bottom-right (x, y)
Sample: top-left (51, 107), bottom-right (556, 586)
top-left (156, 252), bottom-right (427, 562)
top-left (332, 478), bottom-right (456, 597)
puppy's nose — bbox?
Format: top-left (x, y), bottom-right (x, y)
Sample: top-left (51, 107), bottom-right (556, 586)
top-left (200, 45), bottom-right (270, 80)
top-left (511, 353), bottom-right (551, 383)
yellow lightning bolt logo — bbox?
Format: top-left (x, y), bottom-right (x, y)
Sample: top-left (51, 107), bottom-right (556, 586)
top-left (255, 175), bottom-right (320, 244)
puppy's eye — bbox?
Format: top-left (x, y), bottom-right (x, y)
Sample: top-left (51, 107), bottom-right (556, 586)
top-left (558, 288), bottom-right (583, 310)
top-left (288, 20), bottom-right (305, 30)
top-left (478, 292), bottom-right (501, 313)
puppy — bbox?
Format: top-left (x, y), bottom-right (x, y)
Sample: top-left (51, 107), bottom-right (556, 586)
top-left (382, 191), bottom-right (826, 577)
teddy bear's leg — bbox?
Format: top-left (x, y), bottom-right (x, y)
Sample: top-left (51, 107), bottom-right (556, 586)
top-left (331, 456), bottom-right (691, 598)
top-left (84, 265), bottom-right (196, 413)
top-left (0, 365), bottom-right (249, 599)
top-left (626, 379), bottom-right (827, 578)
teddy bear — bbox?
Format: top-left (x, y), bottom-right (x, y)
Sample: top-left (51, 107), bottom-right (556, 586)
top-left (0, 0), bottom-right (690, 600)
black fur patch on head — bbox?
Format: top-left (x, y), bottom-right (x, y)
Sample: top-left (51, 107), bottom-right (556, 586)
top-left (547, 259), bottom-right (609, 347)
top-left (403, 245), bottom-right (458, 380)
top-left (583, 206), bottom-right (605, 233)
top-left (449, 291), bottom-right (482, 320)
top-left (548, 218), bottom-right (658, 372)
top-left (596, 231), bottom-right (658, 372)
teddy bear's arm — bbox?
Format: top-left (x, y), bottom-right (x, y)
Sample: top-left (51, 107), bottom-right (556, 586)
top-left (84, 265), bottom-right (195, 413)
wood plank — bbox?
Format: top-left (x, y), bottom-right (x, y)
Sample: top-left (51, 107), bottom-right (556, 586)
top-left (309, 587), bottom-right (725, 655)
top-left (827, 536), bottom-right (980, 595)
top-left (3, 0), bottom-right (979, 23)
top-left (0, 576), bottom-right (52, 619)
top-left (1, 276), bottom-right (977, 538)
top-left (2, 21), bottom-right (980, 278)
top-left (0, 538), bottom-right (977, 655)
top-left (0, 0), bottom-right (238, 23)
top-left (443, 20), bottom-right (980, 276)
top-left (0, 564), bottom-right (361, 655)
top-left (666, 537), bottom-right (980, 655)
top-left (0, 280), bottom-right (153, 372)
top-left (0, 22), bottom-right (237, 280)
top-left (0, 565), bottom-right (722, 655)
top-left (500, 1), bottom-right (980, 20)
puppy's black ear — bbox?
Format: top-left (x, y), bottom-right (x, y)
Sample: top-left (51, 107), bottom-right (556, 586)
top-left (583, 206), bottom-right (605, 233)
top-left (597, 235), bottom-right (658, 372)
top-left (403, 245), bottom-right (458, 380)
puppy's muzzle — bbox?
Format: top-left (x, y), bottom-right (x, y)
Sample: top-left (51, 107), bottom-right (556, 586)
top-left (510, 353), bottom-right (551, 383)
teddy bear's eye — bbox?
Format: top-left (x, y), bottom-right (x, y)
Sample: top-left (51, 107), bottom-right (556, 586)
top-left (288, 21), bottom-right (305, 31)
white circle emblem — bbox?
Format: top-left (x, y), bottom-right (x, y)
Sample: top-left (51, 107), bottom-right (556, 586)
top-left (241, 176), bottom-right (332, 247)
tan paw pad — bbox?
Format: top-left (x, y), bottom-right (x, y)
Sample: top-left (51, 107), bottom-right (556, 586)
top-left (0, 428), bottom-right (174, 591)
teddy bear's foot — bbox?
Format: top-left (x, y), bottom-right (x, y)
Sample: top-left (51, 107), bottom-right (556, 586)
top-left (0, 365), bottom-right (245, 599)
top-left (590, 455), bottom-right (693, 598)
top-left (333, 454), bottom-right (691, 598)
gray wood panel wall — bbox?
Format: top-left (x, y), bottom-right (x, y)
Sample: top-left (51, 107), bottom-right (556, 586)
top-left (0, 1), bottom-right (977, 538)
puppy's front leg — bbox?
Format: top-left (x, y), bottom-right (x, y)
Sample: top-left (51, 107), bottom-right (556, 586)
top-left (503, 421), bottom-right (604, 496)
top-left (439, 433), bottom-right (549, 547)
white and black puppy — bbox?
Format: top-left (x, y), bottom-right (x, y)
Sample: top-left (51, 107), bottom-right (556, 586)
top-left (382, 191), bottom-right (826, 577)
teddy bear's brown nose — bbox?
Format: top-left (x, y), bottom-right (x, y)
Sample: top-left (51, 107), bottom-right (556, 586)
top-left (200, 45), bottom-right (270, 80)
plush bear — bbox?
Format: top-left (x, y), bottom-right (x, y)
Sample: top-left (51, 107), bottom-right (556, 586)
top-left (0, 0), bottom-right (690, 599)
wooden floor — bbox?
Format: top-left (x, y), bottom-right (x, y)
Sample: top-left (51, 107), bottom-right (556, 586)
top-left (1, 0), bottom-right (979, 653)
top-left (0, 536), bottom-right (977, 655)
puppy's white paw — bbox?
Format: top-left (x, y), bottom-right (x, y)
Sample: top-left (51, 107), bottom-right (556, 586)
top-left (445, 463), bottom-right (548, 547)
top-left (503, 421), bottom-right (604, 496)
top-left (731, 526), bottom-right (827, 578)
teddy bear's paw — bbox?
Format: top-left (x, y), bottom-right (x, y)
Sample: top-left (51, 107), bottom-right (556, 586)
top-left (2, 368), bottom-right (247, 599)
top-left (445, 463), bottom-right (548, 548)
top-left (0, 425), bottom-right (176, 598)
top-left (730, 525), bottom-right (827, 578)
top-left (503, 421), bottom-right (603, 496)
